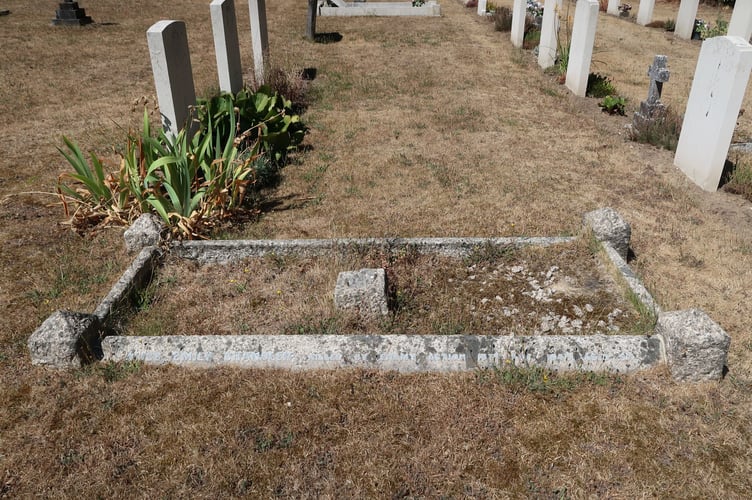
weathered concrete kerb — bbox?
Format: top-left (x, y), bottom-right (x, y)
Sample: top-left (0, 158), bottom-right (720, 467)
top-left (102, 334), bottom-right (663, 373)
top-left (28, 209), bottom-right (732, 382)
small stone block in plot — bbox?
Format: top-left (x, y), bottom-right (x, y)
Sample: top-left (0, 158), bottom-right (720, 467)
top-left (334, 268), bottom-right (389, 318)
top-left (28, 311), bottom-right (100, 368)
top-left (656, 309), bottom-right (730, 382)
top-left (124, 213), bottom-right (165, 254)
top-left (583, 207), bottom-right (631, 260)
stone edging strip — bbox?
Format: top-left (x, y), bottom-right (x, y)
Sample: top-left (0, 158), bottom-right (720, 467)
top-left (101, 334), bottom-right (663, 373)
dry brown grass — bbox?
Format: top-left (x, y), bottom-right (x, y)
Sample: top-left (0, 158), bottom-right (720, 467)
top-left (2, 0), bottom-right (752, 496)
top-left (124, 238), bottom-right (643, 337)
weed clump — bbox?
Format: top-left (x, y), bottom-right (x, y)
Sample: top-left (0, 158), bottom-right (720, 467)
top-left (629, 107), bottom-right (683, 151)
top-left (492, 6), bottom-right (513, 32)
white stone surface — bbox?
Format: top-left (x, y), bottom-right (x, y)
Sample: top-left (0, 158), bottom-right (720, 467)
top-left (248, 0), bottom-right (269, 83)
top-left (334, 268), bottom-right (389, 318)
top-left (607, 0), bottom-right (619, 16)
top-left (675, 36), bottom-right (752, 191)
top-left (147, 20), bottom-right (197, 138)
top-left (510, 0), bottom-right (527, 48)
top-left (675, 0), bottom-right (699, 40)
top-left (728, 1), bottom-right (752, 42)
top-left (211, 0), bottom-right (243, 94)
top-left (319, 2), bottom-right (441, 17)
top-left (565, 0), bottom-right (599, 97)
top-left (656, 309), bottom-right (730, 382)
top-left (538, 0), bottom-right (564, 69)
top-left (477, 0), bottom-right (487, 16)
top-left (102, 334), bottom-right (664, 373)
top-left (636, 0), bottom-right (654, 26)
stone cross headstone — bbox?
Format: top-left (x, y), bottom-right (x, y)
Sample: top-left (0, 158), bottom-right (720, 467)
top-left (52, 0), bottom-right (92, 26)
top-left (307, 0), bottom-right (317, 40)
top-left (147, 20), bottom-right (197, 139)
top-left (510, 0), bottom-right (527, 48)
top-left (211, 0), bottom-right (243, 94)
top-left (565, 0), bottom-right (599, 97)
top-left (538, 0), bottom-right (564, 69)
top-left (636, 0), bottom-right (654, 26)
top-left (248, 0), bottom-right (269, 84)
top-left (728, 1), bottom-right (752, 42)
top-left (675, 0), bottom-right (700, 40)
top-left (607, 0), bottom-right (620, 16)
top-left (632, 55), bottom-right (670, 133)
top-left (675, 36), bottom-right (752, 191)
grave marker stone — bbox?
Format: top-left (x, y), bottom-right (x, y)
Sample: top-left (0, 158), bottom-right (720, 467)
top-left (674, 36), bottom-right (752, 191)
top-left (607, 0), bottom-right (619, 16)
top-left (211, 0), bottom-right (243, 94)
top-left (477, 0), bottom-right (487, 16)
top-left (538, 0), bottom-right (564, 69)
top-left (52, 0), bottom-right (92, 26)
top-left (636, 0), bottom-right (654, 26)
top-left (728, 1), bottom-right (752, 42)
top-left (307, 0), bottom-right (317, 40)
top-left (675, 0), bottom-right (699, 40)
top-left (510, 0), bottom-right (527, 48)
top-left (147, 20), bottom-right (197, 139)
top-left (632, 55), bottom-right (670, 133)
top-left (248, 0), bottom-right (269, 84)
top-left (565, 0), bottom-right (599, 97)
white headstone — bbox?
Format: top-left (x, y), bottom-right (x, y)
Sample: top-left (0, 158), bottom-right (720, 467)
top-left (248, 0), bottom-right (269, 84)
top-left (477, 0), bottom-right (487, 16)
top-left (565, 0), bottom-right (599, 97)
top-left (674, 36), bottom-right (752, 191)
top-left (211, 0), bottom-right (243, 94)
top-left (728, 1), bottom-right (752, 42)
top-left (636, 0), bottom-right (654, 26)
top-left (675, 0), bottom-right (699, 40)
top-left (607, 0), bottom-right (619, 16)
top-left (510, 0), bottom-right (527, 48)
top-left (538, 0), bottom-right (564, 69)
top-left (147, 20), bottom-right (197, 139)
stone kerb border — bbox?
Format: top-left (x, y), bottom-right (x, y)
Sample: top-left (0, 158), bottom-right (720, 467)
top-left (28, 208), bottom-right (731, 382)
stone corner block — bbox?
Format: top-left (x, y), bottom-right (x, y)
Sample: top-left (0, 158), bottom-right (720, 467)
top-left (28, 311), bottom-right (101, 368)
top-left (334, 268), bottom-right (389, 319)
top-left (583, 207), bottom-right (631, 260)
top-left (124, 214), bottom-right (165, 254)
top-left (656, 309), bottom-right (730, 382)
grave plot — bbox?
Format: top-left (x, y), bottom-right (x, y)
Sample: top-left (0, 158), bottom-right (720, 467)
top-left (121, 237), bottom-right (647, 338)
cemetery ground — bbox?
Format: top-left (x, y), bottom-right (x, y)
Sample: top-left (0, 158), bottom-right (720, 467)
top-left (1, 0), bottom-right (751, 496)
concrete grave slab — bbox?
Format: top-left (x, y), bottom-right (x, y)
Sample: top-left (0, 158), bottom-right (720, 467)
top-left (123, 214), bottom-right (165, 254)
top-left (565, 0), bottom-right (599, 97)
top-left (728, 1), bottom-right (752, 42)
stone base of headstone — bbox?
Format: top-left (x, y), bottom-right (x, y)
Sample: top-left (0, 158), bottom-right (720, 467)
top-left (631, 100), bottom-right (667, 133)
top-left (52, 1), bottom-right (93, 26)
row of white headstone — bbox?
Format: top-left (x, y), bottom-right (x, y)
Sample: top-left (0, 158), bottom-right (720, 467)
top-left (501, 0), bottom-right (752, 192)
top-left (147, 0), bottom-right (269, 138)
top-left (148, 0), bottom-right (752, 193)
